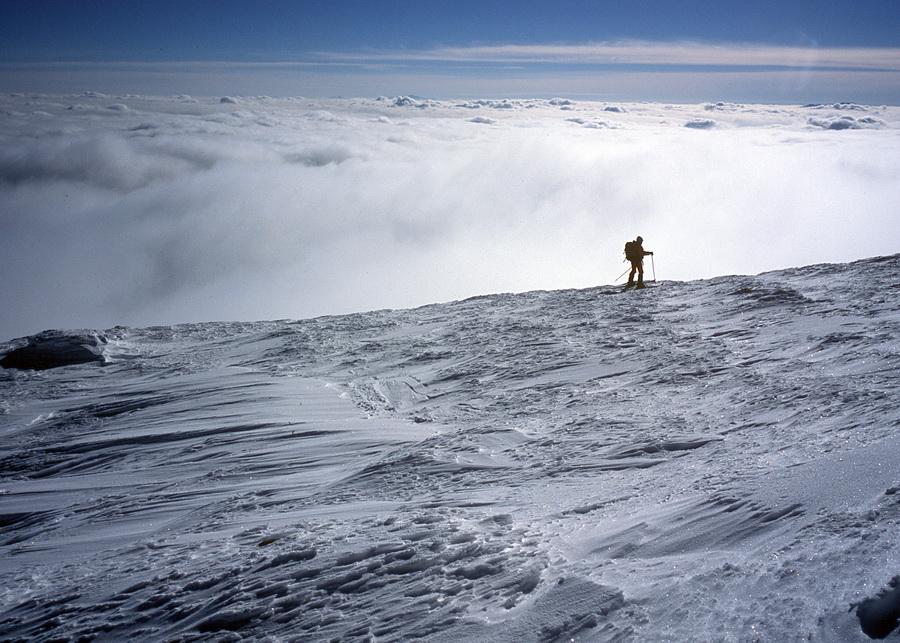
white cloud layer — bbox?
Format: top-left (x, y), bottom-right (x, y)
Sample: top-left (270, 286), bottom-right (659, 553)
top-left (1, 93), bottom-right (898, 339)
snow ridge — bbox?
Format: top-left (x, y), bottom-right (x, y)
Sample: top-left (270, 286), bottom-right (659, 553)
top-left (1, 255), bottom-right (900, 641)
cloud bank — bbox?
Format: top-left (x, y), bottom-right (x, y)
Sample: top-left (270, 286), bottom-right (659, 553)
top-left (1, 93), bottom-right (898, 339)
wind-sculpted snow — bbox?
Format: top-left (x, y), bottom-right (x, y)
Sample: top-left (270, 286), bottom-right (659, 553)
top-left (1, 256), bottom-right (900, 641)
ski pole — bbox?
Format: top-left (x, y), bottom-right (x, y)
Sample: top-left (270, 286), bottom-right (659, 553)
top-left (651, 254), bottom-right (656, 282)
top-left (615, 266), bottom-right (631, 282)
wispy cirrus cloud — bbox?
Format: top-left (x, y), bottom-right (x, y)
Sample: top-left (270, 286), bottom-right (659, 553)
top-left (314, 40), bottom-right (900, 72)
top-left (6, 41), bottom-right (899, 73)
top-left (2, 40), bottom-right (899, 104)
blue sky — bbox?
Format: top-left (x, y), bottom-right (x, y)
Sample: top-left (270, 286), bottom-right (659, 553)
top-left (2, 0), bottom-right (900, 102)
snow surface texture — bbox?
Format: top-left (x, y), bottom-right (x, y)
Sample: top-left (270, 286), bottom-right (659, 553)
top-left (1, 256), bottom-right (899, 641)
top-left (1, 93), bottom-right (899, 340)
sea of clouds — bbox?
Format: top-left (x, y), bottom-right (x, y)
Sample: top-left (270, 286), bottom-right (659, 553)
top-left (1, 93), bottom-right (898, 339)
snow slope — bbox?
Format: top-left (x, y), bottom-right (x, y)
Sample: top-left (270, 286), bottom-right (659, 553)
top-left (1, 255), bottom-right (900, 642)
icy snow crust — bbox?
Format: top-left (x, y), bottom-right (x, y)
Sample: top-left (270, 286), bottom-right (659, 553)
top-left (1, 256), bottom-right (900, 642)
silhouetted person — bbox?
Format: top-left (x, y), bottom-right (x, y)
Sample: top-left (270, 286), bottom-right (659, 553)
top-left (625, 236), bottom-right (653, 288)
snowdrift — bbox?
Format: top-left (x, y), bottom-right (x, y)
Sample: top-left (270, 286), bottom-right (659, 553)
top-left (1, 255), bottom-right (899, 642)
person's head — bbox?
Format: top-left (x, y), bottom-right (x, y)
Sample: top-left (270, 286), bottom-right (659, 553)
top-left (636, 236), bottom-right (643, 243)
